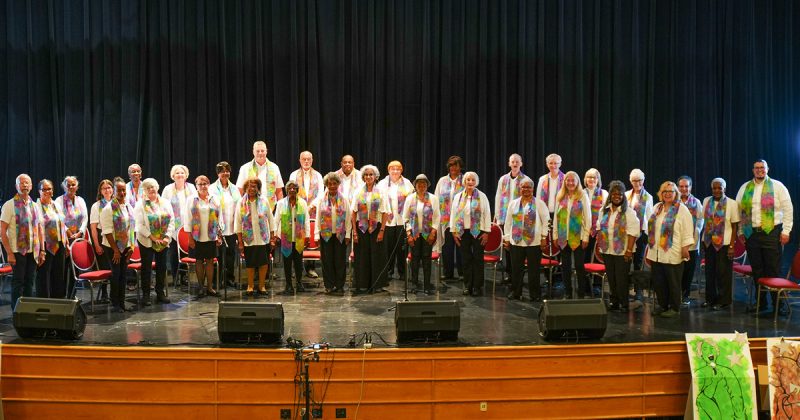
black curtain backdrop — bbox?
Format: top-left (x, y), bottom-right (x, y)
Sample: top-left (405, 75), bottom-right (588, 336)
top-left (1, 0), bottom-right (798, 229)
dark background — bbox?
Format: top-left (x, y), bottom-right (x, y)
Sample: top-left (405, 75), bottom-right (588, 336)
top-left (1, 0), bottom-right (798, 228)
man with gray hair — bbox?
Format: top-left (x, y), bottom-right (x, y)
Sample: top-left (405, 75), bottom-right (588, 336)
top-left (236, 140), bottom-right (285, 207)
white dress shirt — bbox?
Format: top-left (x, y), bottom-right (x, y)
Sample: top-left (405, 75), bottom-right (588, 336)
top-left (502, 197), bottom-right (550, 246)
top-left (594, 206), bottom-right (641, 256)
top-left (449, 189), bottom-right (492, 236)
top-left (735, 177), bottom-right (793, 236)
top-left (134, 197), bottom-right (176, 249)
top-left (701, 196), bottom-right (741, 246)
top-left (645, 203), bottom-right (695, 264)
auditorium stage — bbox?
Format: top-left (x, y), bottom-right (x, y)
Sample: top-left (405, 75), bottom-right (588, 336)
top-left (1, 267), bottom-right (797, 348)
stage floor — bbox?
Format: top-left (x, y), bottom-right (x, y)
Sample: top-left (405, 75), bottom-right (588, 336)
top-left (1, 264), bottom-right (798, 348)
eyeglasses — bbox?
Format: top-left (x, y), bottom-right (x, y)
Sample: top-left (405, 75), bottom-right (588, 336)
top-left (41, 188), bottom-right (53, 192)
top-left (197, 183), bottom-right (209, 186)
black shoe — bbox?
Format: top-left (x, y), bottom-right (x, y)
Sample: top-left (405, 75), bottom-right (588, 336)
top-left (111, 305), bottom-right (126, 313)
top-left (372, 287), bottom-right (388, 294)
top-left (425, 288), bottom-right (436, 295)
top-left (352, 289), bottom-right (364, 295)
top-left (463, 288), bottom-right (471, 296)
top-left (156, 295), bottom-right (171, 304)
top-left (279, 288), bottom-right (295, 296)
top-left (296, 282), bottom-right (306, 292)
top-left (141, 297), bottom-right (152, 307)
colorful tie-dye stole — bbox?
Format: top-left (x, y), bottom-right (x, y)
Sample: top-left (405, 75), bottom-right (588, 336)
top-left (408, 194), bottom-right (434, 239)
top-left (61, 194), bottom-right (85, 236)
top-left (248, 159), bottom-right (277, 205)
top-left (589, 188), bottom-right (604, 235)
top-left (556, 195), bottom-right (584, 250)
top-left (355, 187), bottom-right (383, 234)
top-left (497, 173), bottom-right (525, 224)
top-left (297, 170), bottom-right (320, 203)
top-left (648, 202), bottom-right (680, 251)
top-left (190, 196), bottom-right (221, 241)
top-left (631, 188), bottom-right (650, 231)
top-left (539, 171), bottom-right (565, 204)
top-left (510, 200), bottom-right (536, 243)
top-left (145, 199), bottom-right (172, 252)
top-left (597, 208), bottom-right (626, 254)
top-left (110, 199), bottom-right (134, 252)
top-left (703, 196), bottom-right (727, 250)
top-left (319, 193), bottom-right (347, 242)
top-left (279, 199), bottom-right (307, 257)
top-left (740, 177), bottom-right (775, 238)
top-left (38, 200), bottom-right (63, 254)
top-left (438, 175), bottom-right (463, 226)
top-left (13, 194), bottom-right (41, 256)
top-left (452, 189), bottom-right (482, 237)
top-left (240, 194), bottom-right (269, 245)
top-left (387, 179), bottom-right (412, 222)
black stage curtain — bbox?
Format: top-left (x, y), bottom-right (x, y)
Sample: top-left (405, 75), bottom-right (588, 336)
top-left (1, 0), bottom-right (798, 225)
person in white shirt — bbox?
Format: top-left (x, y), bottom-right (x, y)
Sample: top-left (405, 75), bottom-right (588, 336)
top-left (502, 178), bottom-right (549, 302)
top-left (351, 165), bottom-right (391, 294)
top-left (735, 159), bottom-right (793, 315)
top-left (536, 153), bottom-right (565, 217)
top-left (235, 177), bottom-right (277, 296)
top-left (583, 168), bottom-right (608, 264)
top-left (126, 164), bottom-right (145, 208)
top-left (626, 168), bottom-right (653, 304)
top-left (335, 155), bottom-right (362, 201)
top-left (702, 178), bottom-right (740, 310)
top-left (378, 160), bottom-right (414, 281)
top-left (595, 180), bottom-right (640, 311)
top-left (235, 140), bottom-right (285, 207)
top-left (403, 174), bottom-right (441, 295)
top-left (134, 178), bottom-right (175, 306)
top-left (184, 175), bottom-right (224, 298)
top-left (100, 178), bottom-right (136, 312)
top-left (274, 181), bottom-right (311, 295)
top-left (288, 151), bottom-right (324, 279)
top-left (210, 161), bottom-right (241, 288)
top-left (89, 179), bottom-right (114, 301)
top-left (0, 174), bottom-right (45, 310)
top-left (495, 154), bottom-right (530, 283)
top-left (450, 171), bottom-right (492, 296)
top-left (434, 155), bottom-right (465, 282)
top-left (36, 179), bottom-right (68, 299)
top-left (161, 164), bottom-right (197, 286)
top-left (54, 175), bottom-right (88, 244)
top-left (315, 173), bottom-right (352, 295)
top-left (646, 181), bottom-right (695, 318)
top-left (553, 171), bottom-right (592, 298)
top-left (677, 175), bottom-right (704, 304)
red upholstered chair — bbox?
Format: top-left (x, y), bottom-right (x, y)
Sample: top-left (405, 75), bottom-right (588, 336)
top-left (0, 250), bottom-right (12, 304)
top-left (69, 238), bottom-right (112, 312)
top-left (583, 244), bottom-right (606, 299)
top-left (730, 236), bottom-right (754, 306)
top-left (177, 229), bottom-right (217, 293)
top-left (483, 224), bottom-right (503, 295)
top-left (301, 220), bottom-right (321, 287)
top-left (756, 250), bottom-right (800, 322)
top-left (127, 245), bottom-right (159, 301)
top-left (540, 235), bottom-right (562, 298)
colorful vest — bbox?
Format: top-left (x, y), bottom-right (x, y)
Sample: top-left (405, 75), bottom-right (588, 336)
top-left (451, 189), bottom-right (482, 237)
top-left (438, 175), bottom-right (463, 226)
top-left (539, 171), bottom-right (565, 205)
top-left (38, 200), bottom-right (63, 255)
top-left (384, 177), bottom-right (413, 222)
top-left (61, 194), bottom-right (85, 236)
top-left (110, 199), bottom-right (134, 252)
top-left (144, 199), bottom-right (172, 252)
top-left (407, 193), bottom-right (435, 239)
top-left (597, 208), bottom-right (626, 254)
top-left (510, 199), bottom-right (537, 244)
top-left (240, 195), bottom-right (270, 245)
top-left (278, 198), bottom-right (307, 257)
top-left (248, 159), bottom-right (278, 206)
top-left (190, 196), bottom-right (221, 242)
top-left (497, 173), bottom-right (527, 223)
top-left (587, 188), bottom-right (605, 235)
top-left (556, 195), bottom-right (584, 250)
top-left (648, 202), bottom-right (680, 251)
top-left (296, 169), bottom-right (321, 203)
top-left (630, 188), bottom-right (650, 231)
top-left (740, 177), bottom-right (775, 238)
top-left (703, 196), bottom-right (728, 250)
top-left (12, 194), bottom-right (41, 256)
top-left (354, 186), bottom-right (383, 234)
top-left (318, 193), bottom-right (347, 242)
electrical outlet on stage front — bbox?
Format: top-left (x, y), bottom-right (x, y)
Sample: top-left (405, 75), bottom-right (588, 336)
top-left (280, 408), bottom-right (291, 419)
top-left (335, 408), bottom-right (347, 418)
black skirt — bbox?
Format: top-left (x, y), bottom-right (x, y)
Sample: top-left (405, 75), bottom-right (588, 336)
top-left (243, 244), bottom-right (270, 268)
top-left (194, 240), bottom-right (217, 259)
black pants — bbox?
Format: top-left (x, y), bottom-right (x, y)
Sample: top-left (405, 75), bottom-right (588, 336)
top-left (441, 227), bottom-right (462, 278)
top-left (603, 254), bottom-right (631, 308)
top-left (704, 244), bottom-right (733, 305)
top-left (560, 245), bottom-right (588, 298)
top-left (11, 252), bottom-right (36, 311)
top-left (631, 233), bottom-right (648, 299)
top-left (168, 240), bottom-right (179, 281)
top-left (746, 226), bottom-right (783, 309)
top-left (103, 245), bottom-right (130, 308)
top-left (459, 232), bottom-right (485, 291)
top-left (37, 246), bottom-right (66, 298)
top-left (585, 234), bottom-right (597, 264)
top-left (510, 245), bottom-right (542, 299)
top-left (498, 224), bottom-right (512, 276)
top-left (138, 241), bottom-right (167, 297)
top-left (320, 237), bottom-right (347, 290)
top-left (282, 245), bottom-right (304, 288)
top-left (384, 225), bottom-right (407, 278)
top-left (218, 234), bottom-right (238, 284)
top-left (680, 249), bottom-right (699, 299)
top-left (409, 236), bottom-right (434, 290)
top-left (354, 226), bottom-right (388, 290)
top-left (653, 261), bottom-right (683, 311)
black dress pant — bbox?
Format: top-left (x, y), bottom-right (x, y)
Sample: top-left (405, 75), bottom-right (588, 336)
top-left (282, 245), bottom-right (304, 288)
top-left (653, 261), bottom-right (683, 311)
top-left (560, 245), bottom-right (588, 298)
top-left (441, 227), bottom-right (462, 278)
top-left (603, 254), bottom-right (631, 308)
top-left (746, 225), bottom-right (783, 309)
top-left (11, 252), bottom-right (36, 311)
top-left (632, 233), bottom-right (648, 270)
top-left (704, 244), bottom-right (732, 305)
top-left (138, 241), bottom-right (167, 298)
top-left (103, 245), bottom-right (130, 308)
top-left (37, 245), bottom-right (66, 298)
top-left (409, 236), bottom-right (434, 290)
top-left (218, 234), bottom-right (238, 284)
top-left (320, 237), bottom-right (347, 290)
top-left (459, 232), bottom-right (485, 292)
top-left (498, 224), bottom-right (512, 277)
top-left (354, 225), bottom-right (388, 290)
top-left (384, 225), bottom-right (406, 278)
top-left (680, 249), bottom-right (699, 299)
top-left (510, 245), bottom-right (542, 299)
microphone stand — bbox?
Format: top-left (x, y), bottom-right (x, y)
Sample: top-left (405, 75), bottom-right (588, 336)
top-left (403, 222), bottom-right (410, 302)
top-left (221, 235), bottom-right (228, 301)
top-left (547, 218), bottom-right (554, 299)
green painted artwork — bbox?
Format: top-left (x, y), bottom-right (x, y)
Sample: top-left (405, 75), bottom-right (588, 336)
top-left (685, 332), bottom-right (758, 420)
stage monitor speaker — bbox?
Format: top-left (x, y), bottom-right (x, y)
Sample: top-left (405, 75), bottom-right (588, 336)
top-left (395, 300), bottom-right (460, 342)
top-left (13, 297), bottom-right (86, 340)
top-left (537, 298), bottom-right (607, 340)
top-left (218, 302), bottom-right (284, 344)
